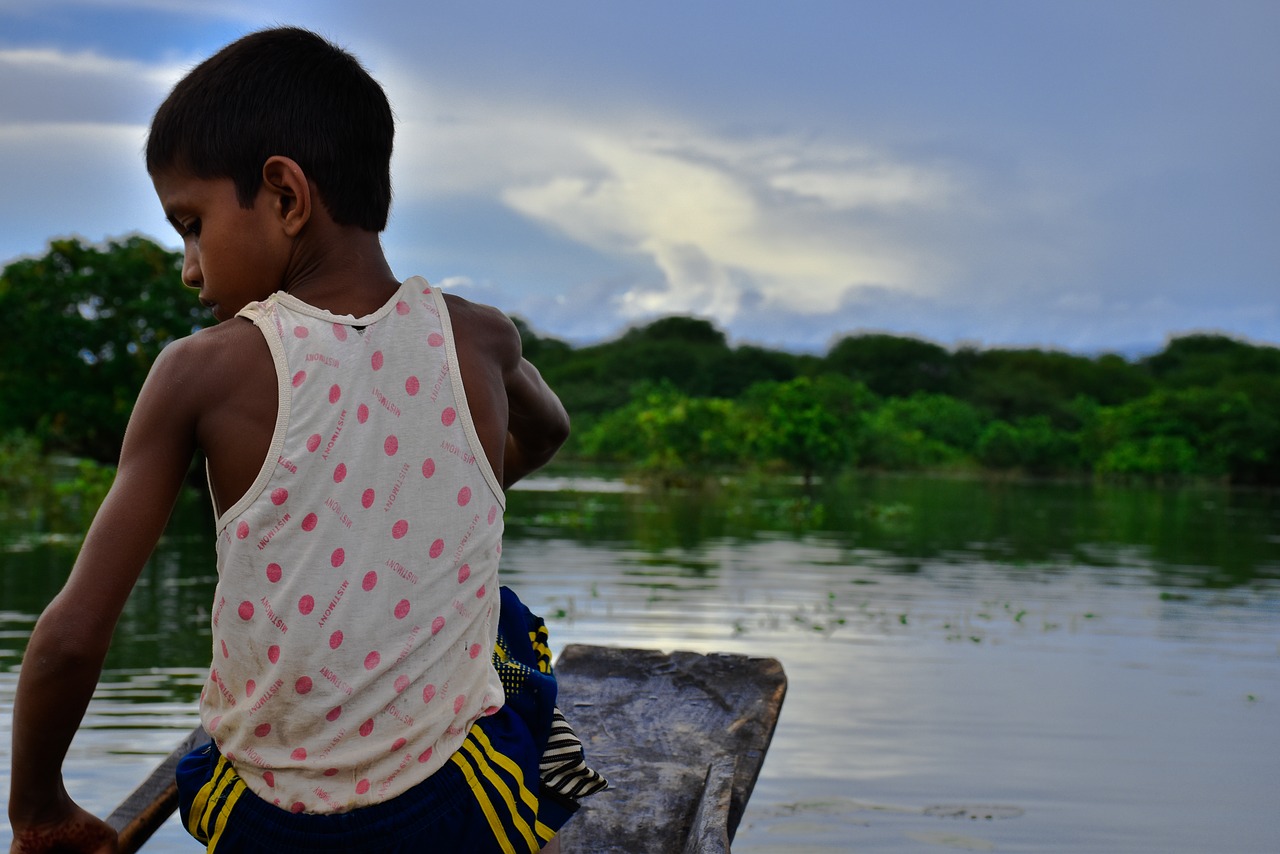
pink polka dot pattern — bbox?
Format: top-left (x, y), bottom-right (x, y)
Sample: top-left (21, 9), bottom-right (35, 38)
top-left (208, 280), bottom-right (506, 813)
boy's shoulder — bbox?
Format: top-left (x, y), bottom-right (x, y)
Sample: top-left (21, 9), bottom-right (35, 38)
top-left (440, 292), bottom-right (520, 354)
top-left (148, 316), bottom-right (272, 400)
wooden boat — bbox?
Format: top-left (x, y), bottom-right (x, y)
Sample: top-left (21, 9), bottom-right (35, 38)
top-left (107, 644), bottom-right (787, 853)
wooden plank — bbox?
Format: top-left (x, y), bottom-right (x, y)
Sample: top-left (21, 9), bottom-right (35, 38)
top-left (553, 645), bottom-right (787, 854)
top-left (681, 756), bottom-right (736, 854)
top-left (105, 724), bottom-right (207, 854)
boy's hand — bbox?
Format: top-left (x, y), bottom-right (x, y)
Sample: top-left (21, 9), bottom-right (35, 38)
top-left (9, 800), bottom-right (117, 853)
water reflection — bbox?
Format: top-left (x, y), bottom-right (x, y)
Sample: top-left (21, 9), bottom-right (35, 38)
top-left (2, 473), bottom-right (1278, 852)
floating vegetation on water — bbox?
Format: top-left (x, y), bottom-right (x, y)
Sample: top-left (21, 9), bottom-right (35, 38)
top-left (922, 804), bottom-right (1025, 820)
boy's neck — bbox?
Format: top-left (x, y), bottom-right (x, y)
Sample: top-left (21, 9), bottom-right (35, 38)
top-left (282, 225), bottom-right (400, 316)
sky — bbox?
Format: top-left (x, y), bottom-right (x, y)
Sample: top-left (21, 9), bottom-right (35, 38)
top-left (0, 0), bottom-right (1276, 356)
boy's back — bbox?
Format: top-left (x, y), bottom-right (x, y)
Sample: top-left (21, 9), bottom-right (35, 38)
top-left (6, 26), bottom-right (592, 854)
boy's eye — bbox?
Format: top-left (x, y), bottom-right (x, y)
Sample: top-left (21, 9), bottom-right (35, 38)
top-left (184, 218), bottom-right (202, 237)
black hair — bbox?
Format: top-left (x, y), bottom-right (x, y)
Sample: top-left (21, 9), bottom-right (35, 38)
top-left (146, 27), bottom-right (394, 231)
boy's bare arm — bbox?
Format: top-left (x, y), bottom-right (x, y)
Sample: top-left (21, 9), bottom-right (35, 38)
top-left (444, 294), bottom-right (569, 490)
top-left (8, 341), bottom-right (199, 852)
top-left (502, 353), bottom-right (570, 489)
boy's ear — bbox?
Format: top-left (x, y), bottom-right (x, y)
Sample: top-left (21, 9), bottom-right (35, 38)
top-left (261, 156), bottom-right (311, 236)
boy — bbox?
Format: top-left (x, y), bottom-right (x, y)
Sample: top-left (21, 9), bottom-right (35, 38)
top-left (8, 26), bottom-right (602, 854)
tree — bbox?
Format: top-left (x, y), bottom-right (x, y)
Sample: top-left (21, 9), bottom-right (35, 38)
top-left (577, 381), bottom-right (746, 477)
top-left (743, 375), bottom-right (875, 484)
top-left (825, 333), bottom-right (955, 397)
top-left (0, 237), bottom-right (209, 460)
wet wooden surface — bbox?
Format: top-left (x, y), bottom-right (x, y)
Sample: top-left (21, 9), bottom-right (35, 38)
top-left (554, 644), bottom-right (788, 854)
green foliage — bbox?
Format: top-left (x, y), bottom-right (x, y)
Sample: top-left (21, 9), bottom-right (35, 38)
top-left (577, 381), bottom-right (747, 477)
top-left (0, 430), bottom-right (117, 529)
top-left (958, 346), bottom-right (1152, 425)
top-left (825, 333), bottom-right (955, 397)
top-left (741, 375), bottom-right (873, 482)
top-left (1086, 386), bottom-right (1280, 481)
top-left (0, 236), bottom-right (209, 461)
top-left (861, 393), bottom-right (987, 470)
top-left (536, 314), bottom-right (804, 416)
top-left (1141, 334), bottom-right (1280, 390)
top-left (975, 416), bottom-right (1080, 474)
top-left (5, 234), bottom-right (1280, 485)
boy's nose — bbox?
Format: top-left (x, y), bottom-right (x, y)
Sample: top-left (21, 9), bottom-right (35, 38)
top-left (181, 249), bottom-right (202, 288)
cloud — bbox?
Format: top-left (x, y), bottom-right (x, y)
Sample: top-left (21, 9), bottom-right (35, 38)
top-left (0, 46), bottom-right (182, 123)
top-left (384, 75), bottom-right (961, 323)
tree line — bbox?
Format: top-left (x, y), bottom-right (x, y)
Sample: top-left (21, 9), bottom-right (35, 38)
top-left (4, 237), bottom-right (1280, 486)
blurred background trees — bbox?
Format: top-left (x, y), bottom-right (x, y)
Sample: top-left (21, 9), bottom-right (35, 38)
top-left (4, 236), bottom-right (1279, 485)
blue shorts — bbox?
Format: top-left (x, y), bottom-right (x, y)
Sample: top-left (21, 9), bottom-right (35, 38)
top-left (176, 588), bottom-right (595, 853)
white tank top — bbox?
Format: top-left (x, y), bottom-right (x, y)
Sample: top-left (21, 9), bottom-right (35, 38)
top-left (202, 277), bottom-right (506, 814)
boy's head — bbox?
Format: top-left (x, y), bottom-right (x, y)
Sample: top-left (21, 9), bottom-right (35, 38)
top-left (147, 27), bottom-right (394, 232)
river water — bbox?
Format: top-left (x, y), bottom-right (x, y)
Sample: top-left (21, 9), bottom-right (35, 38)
top-left (2, 472), bottom-right (1278, 852)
